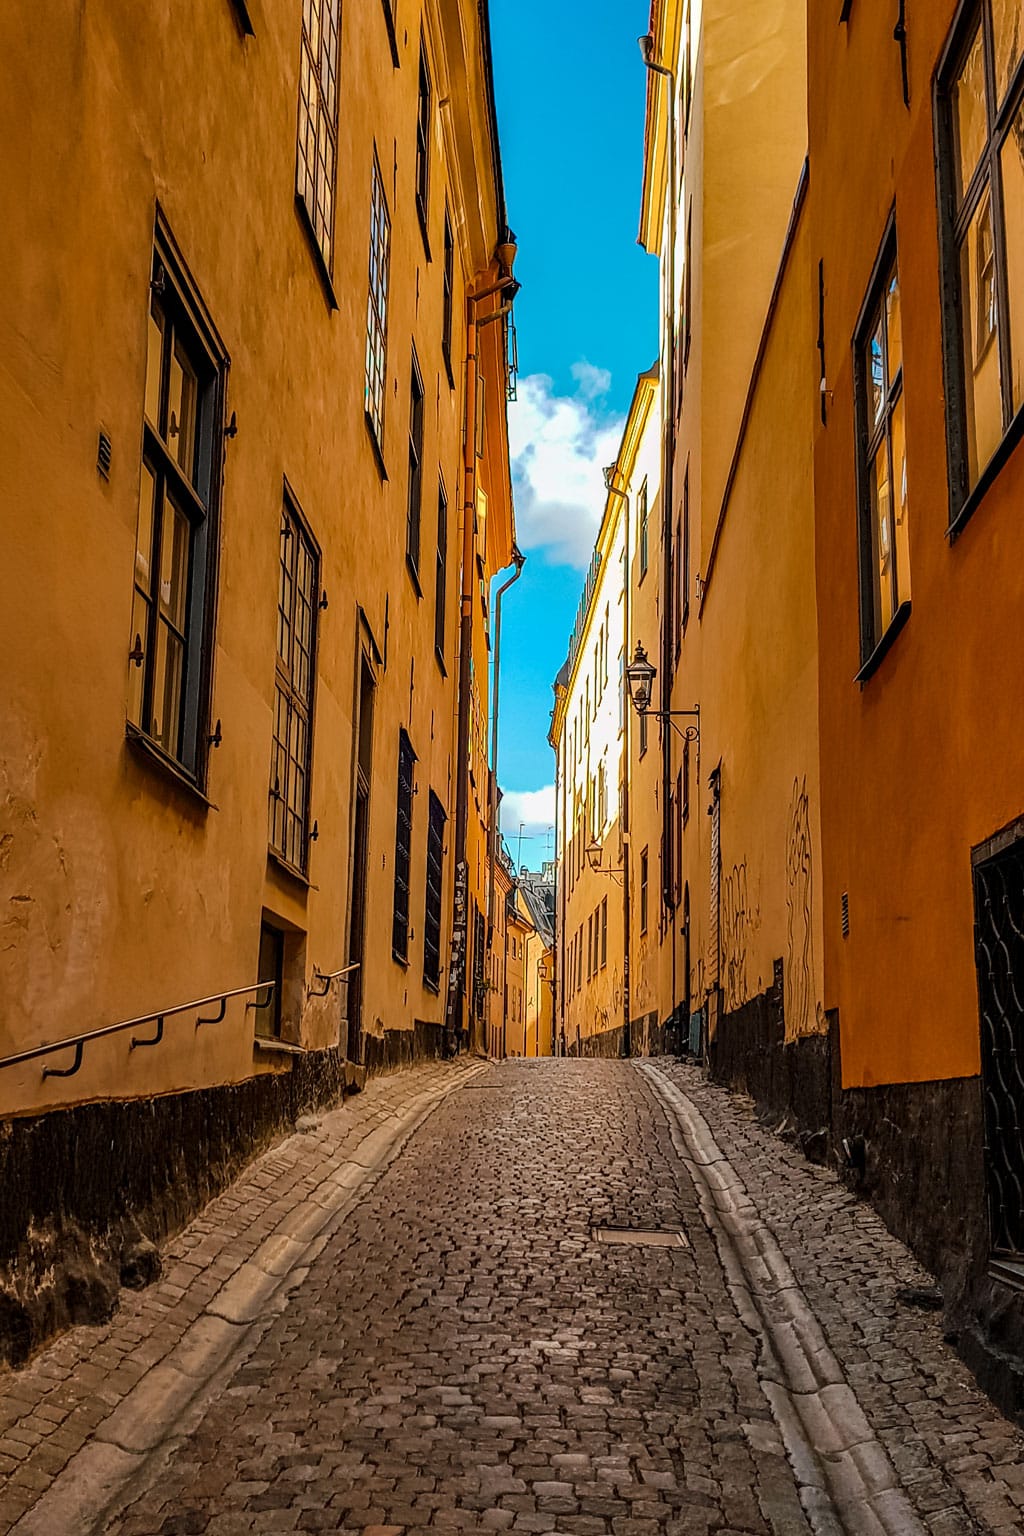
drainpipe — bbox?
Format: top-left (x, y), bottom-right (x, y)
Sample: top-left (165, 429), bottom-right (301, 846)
top-left (450, 247), bottom-right (519, 1055)
top-left (486, 546), bottom-right (526, 1058)
top-left (641, 35), bottom-right (679, 1036)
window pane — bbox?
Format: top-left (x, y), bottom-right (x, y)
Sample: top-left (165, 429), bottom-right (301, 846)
top-left (868, 312), bottom-right (885, 424)
top-left (959, 193), bottom-right (1004, 483)
top-left (869, 441), bottom-right (894, 641)
top-left (145, 306), bottom-right (164, 426)
top-left (135, 461), bottom-right (157, 589)
top-left (159, 496), bottom-right (191, 632)
top-left (885, 267), bottom-right (902, 382)
top-left (890, 395), bottom-right (910, 610)
top-left (953, 26), bottom-right (988, 204)
top-left (1000, 100), bottom-right (1024, 416)
top-left (152, 623), bottom-right (184, 754)
top-left (992, 0), bottom-right (1024, 109)
top-left (168, 337), bottom-right (198, 478)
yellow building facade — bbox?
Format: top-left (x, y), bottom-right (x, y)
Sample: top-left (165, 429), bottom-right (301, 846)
top-left (0, 0), bottom-right (515, 1363)
top-left (635, 0), bottom-right (826, 1101)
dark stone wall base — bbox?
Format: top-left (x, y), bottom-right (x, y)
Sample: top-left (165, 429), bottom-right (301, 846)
top-left (362, 1019), bottom-right (446, 1076)
top-left (706, 962), bottom-right (832, 1145)
top-left (0, 1028), bottom-right (443, 1370)
top-left (569, 1025), bottom-right (626, 1059)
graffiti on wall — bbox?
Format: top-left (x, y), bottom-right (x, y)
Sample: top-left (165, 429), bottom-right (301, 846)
top-left (720, 861), bottom-right (760, 1012)
top-left (785, 776), bottom-right (822, 1037)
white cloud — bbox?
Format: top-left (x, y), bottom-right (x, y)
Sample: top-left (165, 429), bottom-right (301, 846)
top-left (509, 370), bottom-right (624, 569)
top-left (570, 360), bottom-right (612, 400)
top-left (500, 785), bottom-right (556, 847)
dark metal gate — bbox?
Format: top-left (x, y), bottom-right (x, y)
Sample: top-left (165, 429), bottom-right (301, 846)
top-left (974, 835), bottom-right (1024, 1258)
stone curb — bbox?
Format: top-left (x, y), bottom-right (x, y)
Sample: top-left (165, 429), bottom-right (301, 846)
top-left (639, 1061), bottom-right (928, 1536)
top-left (10, 1060), bottom-right (487, 1536)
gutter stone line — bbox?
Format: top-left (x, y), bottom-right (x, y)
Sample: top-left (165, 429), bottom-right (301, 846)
top-left (639, 1060), bottom-right (928, 1536)
top-left (11, 1061), bottom-right (489, 1536)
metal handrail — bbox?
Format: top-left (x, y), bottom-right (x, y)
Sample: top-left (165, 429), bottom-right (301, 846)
top-left (0, 981), bottom-right (274, 1080)
top-left (307, 962), bottom-right (360, 999)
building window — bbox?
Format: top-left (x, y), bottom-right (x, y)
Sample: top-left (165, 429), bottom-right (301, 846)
top-left (587, 913), bottom-right (594, 980)
top-left (365, 154), bottom-right (391, 452)
top-left (256, 921), bottom-right (285, 1040)
top-left (296, 0), bottom-right (341, 276)
top-left (684, 206), bottom-right (693, 368)
top-left (640, 847), bottom-right (649, 934)
top-left (854, 228), bottom-right (910, 669)
top-left (600, 896), bottom-right (608, 969)
top-left (407, 348), bottom-right (424, 578)
top-left (392, 730), bottom-right (416, 963)
top-left (442, 209), bottom-right (455, 381)
top-left (416, 40), bottom-right (431, 244)
top-left (130, 231), bottom-right (226, 781)
top-left (378, 0), bottom-right (399, 64)
top-left (682, 462), bottom-right (691, 631)
top-left (638, 477), bottom-right (649, 578)
top-left (270, 492), bottom-right (320, 875)
top-left (938, 3), bottom-right (1024, 518)
top-left (434, 478), bottom-right (448, 664)
top-left (423, 791), bottom-right (446, 991)
top-left (674, 512), bottom-right (683, 664)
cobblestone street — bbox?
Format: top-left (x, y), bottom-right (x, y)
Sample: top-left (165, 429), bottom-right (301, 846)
top-left (3, 1059), bottom-right (1024, 1536)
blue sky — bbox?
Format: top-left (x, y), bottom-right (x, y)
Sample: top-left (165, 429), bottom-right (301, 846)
top-left (489, 0), bottom-right (658, 864)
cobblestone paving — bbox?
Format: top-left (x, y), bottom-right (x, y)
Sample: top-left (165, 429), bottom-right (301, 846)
top-left (655, 1062), bottom-right (1024, 1536)
top-left (0, 1061), bottom-right (475, 1536)
top-left (104, 1060), bottom-right (812, 1536)
top-left (4, 1058), bottom-right (1024, 1536)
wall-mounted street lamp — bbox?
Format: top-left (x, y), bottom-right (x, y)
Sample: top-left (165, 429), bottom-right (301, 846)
top-left (586, 837), bottom-right (624, 883)
top-left (625, 642), bottom-right (700, 745)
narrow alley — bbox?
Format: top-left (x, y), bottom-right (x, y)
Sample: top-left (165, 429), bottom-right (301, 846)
top-left (3, 1061), bottom-right (1022, 1536)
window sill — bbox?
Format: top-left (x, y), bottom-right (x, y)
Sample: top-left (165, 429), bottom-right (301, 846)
top-left (854, 599), bottom-right (911, 685)
top-left (435, 646), bottom-right (447, 678)
top-left (253, 1035), bottom-right (305, 1058)
top-left (392, 948), bottom-right (410, 969)
top-left (364, 411), bottom-right (388, 481)
top-left (126, 723), bottom-right (215, 810)
top-left (293, 196), bottom-right (339, 313)
top-left (406, 555), bottom-right (423, 598)
top-left (267, 847), bottom-right (312, 891)
top-left (442, 346), bottom-right (455, 390)
top-left (423, 976), bottom-right (440, 996)
top-left (947, 403), bottom-right (1024, 541)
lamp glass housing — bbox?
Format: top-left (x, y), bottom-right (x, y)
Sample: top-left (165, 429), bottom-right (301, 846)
top-left (626, 643), bottom-right (657, 714)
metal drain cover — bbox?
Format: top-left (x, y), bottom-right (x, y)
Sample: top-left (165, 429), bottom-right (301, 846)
top-left (592, 1226), bottom-right (689, 1248)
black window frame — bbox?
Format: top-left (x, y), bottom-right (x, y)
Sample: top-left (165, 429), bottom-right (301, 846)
top-left (365, 150), bottom-right (392, 461)
top-left (852, 217), bottom-right (911, 680)
top-left (640, 847), bottom-right (649, 935)
top-left (681, 461), bottom-right (691, 633)
top-left (269, 485), bottom-right (321, 879)
top-left (434, 475), bottom-right (448, 669)
top-left (256, 921), bottom-right (285, 1040)
top-left (295, 0), bottom-right (342, 295)
top-left (936, 0), bottom-right (1024, 533)
top-left (378, 0), bottom-right (399, 66)
top-left (442, 207), bottom-right (455, 385)
top-left (423, 790), bottom-right (446, 991)
top-left (415, 38), bottom-right (432, 254)
top-left (406, 346), bottom-right (425, 584)
top-left (638, 476), bottom-right (649, 579)
top-left (392, 729), bottom-right (416, 964)
top-left (128, 217), bottom-right (227, 794)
